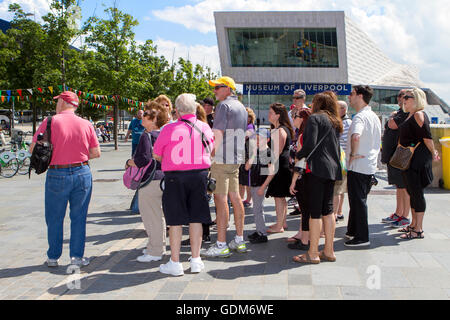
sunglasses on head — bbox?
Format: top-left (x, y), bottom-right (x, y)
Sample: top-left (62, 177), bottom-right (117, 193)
top-left (403, 95), bottom-right (415, 100)
top-left (398, 94), bottom-right (405, 98)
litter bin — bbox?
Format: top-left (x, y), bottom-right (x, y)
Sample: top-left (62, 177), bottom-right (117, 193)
top-left (439, 137), bottom-right (450, 190)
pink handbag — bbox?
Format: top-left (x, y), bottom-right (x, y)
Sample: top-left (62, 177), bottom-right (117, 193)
top-left (123, 160), bottom-right (153, 190)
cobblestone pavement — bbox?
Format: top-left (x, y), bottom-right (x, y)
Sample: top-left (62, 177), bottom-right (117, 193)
top-left (1, 141), bottom-right (450, 300)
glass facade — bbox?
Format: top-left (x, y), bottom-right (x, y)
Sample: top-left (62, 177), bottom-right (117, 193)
top-left (228, 28), bottom-right (339, 68)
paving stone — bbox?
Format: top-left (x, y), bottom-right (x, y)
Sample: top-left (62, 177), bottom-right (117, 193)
top-left (311, 266), bottom-right (363, 287)
top-left (288, 285), bottom-right (314, 298)
top-left (341, 286), bottom-right (394, 300)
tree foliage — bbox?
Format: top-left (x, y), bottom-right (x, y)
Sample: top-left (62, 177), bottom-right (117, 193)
top-left (0, 1), bottom-right (218, 137)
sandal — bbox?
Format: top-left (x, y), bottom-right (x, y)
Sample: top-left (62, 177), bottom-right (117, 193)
top-left (400, 230), bottom-right (424, 240)
top-left (285, 235), bottom-right (302, 243)
top-left (398, 225), bottom-right (414, 233)
top-left (319, 251), bottom-right (336, 262)
top-left (293, 252), bottom-right (320, 264)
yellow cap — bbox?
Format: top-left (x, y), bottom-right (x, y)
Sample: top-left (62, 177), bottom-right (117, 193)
top-left (208, 76), bottom-right (236, 91)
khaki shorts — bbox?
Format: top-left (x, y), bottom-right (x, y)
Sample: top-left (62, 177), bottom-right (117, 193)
top-left (333, 173), bottom-right (348, 196)
top-left (211, 163), bottom-right (240, 195)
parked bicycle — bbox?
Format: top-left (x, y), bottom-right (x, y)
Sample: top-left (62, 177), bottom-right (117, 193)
top-left (10, 131), bottom-right (32, 175)
top-left (0, 149), bottom-right (19, 178)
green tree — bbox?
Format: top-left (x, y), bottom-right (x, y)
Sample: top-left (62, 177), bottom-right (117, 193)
top-left (84, 6), bottom-right (140, 150)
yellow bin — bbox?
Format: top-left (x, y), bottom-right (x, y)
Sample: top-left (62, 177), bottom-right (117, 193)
top-left (439, 137), bottom-right (450, 190)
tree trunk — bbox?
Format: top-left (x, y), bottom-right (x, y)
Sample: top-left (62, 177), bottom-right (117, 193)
top-left (32, 99), bottom-right (37, 135)
top-left (114, 97), bottom-right (119, 150)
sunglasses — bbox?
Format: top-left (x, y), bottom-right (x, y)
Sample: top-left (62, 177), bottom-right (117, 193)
top-left (403, 95), bottom-right (415, 100)
top-left (398, 94), bottom-right (405, 98)
top-left (293, 96), bottom-right (305, 100)
top-left (143, 111), bottom-right (151, 117)
top-left (214, 85), bottom-right (228, 91)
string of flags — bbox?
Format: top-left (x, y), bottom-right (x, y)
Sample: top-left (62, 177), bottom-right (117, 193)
top-left (0, 85), bottom-right (147, 112)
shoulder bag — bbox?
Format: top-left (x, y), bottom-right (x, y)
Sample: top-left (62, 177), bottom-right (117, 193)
top-left (29, 116), bottom-right (53, 177)
top-left (389, 141), bottom-right (421, 171)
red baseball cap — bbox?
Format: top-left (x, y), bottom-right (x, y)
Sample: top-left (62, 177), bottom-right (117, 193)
top-left (53, 91), bottom-right (79, 107)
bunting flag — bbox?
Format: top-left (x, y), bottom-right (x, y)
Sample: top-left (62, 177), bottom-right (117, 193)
top-left (37, 88), bottom-right (43, 93)
top-left (27, 89), bottom-right (33, 95)
top-left (48, 86), bottom-right (53, 94)
top-left (17, 89), bottom-right (22, 98)
top-left (6, 90), bottom-right (11, 96)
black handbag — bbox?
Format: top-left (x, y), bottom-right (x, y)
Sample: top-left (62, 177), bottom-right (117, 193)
top-left (29, 117), bottom-right (53, 177)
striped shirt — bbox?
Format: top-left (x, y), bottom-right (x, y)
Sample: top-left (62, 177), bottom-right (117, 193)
top-left (340, 115), bottom-right (352, 153)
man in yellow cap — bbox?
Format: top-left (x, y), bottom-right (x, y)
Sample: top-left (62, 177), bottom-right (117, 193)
top-left (202, 76), bottom-right (248, 258)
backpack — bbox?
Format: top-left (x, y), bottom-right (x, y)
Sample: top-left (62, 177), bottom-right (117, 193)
top-left (29, 117), bottom-right (53, 177)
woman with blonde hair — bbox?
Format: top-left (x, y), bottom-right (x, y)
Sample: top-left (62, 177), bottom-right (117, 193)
top-left (154, 95), bottom-right (173, 121)
top-left (398, 88), bottom-right (440, 239)
top-left (196, 103), bottom-right (207, 123)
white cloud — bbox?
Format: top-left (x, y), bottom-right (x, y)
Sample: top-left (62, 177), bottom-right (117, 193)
top-left (0, 0), bottom-right (50, 21)
top-left (154, 38), bottom-right (220, 74)
top-left (152, 0), bottom-right (450, 104)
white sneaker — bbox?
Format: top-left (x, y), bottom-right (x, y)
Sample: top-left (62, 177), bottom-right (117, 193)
top-left (70, 257), bottom-right (90, 267)
top-left (159, 259), bottom-right (184, 276)
top-left (189, 257), bottom-right (205, 273)
top-left (228, 239), bottom-right (248, 253)
top-left (46, 258), bottom-right (58, 268)
top-left (137, 254), bottom-right (162, 263)
top-left (201, 243), bottom-right (232, 258)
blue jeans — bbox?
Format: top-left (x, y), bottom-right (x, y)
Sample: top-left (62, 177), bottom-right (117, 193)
top-left (45, 165), bottom-right (93, 260)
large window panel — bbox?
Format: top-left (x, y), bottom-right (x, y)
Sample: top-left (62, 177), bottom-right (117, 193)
top-left (228, 28), bottom-right (339, 68)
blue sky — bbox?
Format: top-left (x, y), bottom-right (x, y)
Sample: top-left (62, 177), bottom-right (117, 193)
top-left (1, 0), bottom-right (450, 105)
top-left (78, 0), bottom-right (217, 47)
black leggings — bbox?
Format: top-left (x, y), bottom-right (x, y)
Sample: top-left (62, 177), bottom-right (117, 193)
top-left (403, 169), bottom-right (426, 212)
top-left (295, 175), bottom-right (310, 232)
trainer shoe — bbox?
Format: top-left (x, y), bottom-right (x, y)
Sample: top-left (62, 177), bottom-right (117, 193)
top-left (159, 259), bottom-right (184, 276)
top-left (249, 233), bottom-right (268, 244)
top-left (228, 239), bottom-right (248, 253)
top-left (287, 197), bottom-right (298, 206)
top-left (46, 258), bottom-right (59, 268)
top-left (390, 217), bottom-right (410, 228)
top-left (137, 254), bottom-right (162, 263)
top-left (345, 233), bottom-right (355, 240)
top-left (70, 257), bottom-right (90, 267)
top-left (189, 257), bottom-right (205, 273)
top-left (201, 244), bottom-right (232, 258)
top-left (247, 232), bottom-right (259, 241)
top-left (382, 213), bottom-right (400, 224)
top-left (344, 239), bottom-right (370, 247)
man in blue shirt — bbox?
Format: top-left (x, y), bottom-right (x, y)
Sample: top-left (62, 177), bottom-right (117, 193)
top-left (125, 110), bottom-right (145, 156)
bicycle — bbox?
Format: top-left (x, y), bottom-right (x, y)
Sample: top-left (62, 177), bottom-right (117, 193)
top-left (10, 131), bottom-right (32, 175)
top-left (0, 149), bottom-right (19, 178)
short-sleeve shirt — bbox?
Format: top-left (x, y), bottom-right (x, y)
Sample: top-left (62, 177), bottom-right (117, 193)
top-left (128, 118), bottom-right (145, 145)
top-left (212, 96), bottom-right (248, 164)
top-left (33, 110), bottom-right (99, 166)
top-left (346, 106), bottom-right (381, 175)
top-left (153, 114), bottom-right (215, 172)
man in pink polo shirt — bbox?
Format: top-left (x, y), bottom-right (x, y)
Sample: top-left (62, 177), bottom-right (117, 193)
top-left (30, 91), bottom-right (101, 268)
top-left (153, 93), bottom-right (214, 276)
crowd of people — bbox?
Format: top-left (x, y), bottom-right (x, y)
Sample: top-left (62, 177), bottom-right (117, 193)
top-left (31, 77), bottom-right (441, 275)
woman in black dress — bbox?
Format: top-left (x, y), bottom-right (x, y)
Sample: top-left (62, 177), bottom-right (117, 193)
top-left (258, 103), bottom-right (294, 234)
top-left (398, 88), bottom-right (440, 239)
